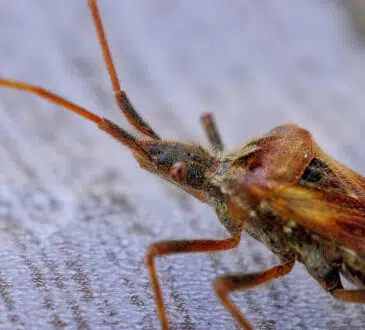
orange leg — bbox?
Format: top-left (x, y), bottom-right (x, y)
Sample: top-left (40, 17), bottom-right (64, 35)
top-left (214, 258), bottom-right (295, 330)
top-left (332, 289), bottom-right (365, 303)
top-left (200, 112), bottom-right (224, 152)
top-left (146, 236), bottom-right (240, 329)
top-left (88, 0), bottom-right (160, 140)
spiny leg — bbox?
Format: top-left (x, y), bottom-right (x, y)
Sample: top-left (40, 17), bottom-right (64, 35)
top-left (146, 235), bottom-right (240, 329)
top-left (214, 258), bottom-right (295, 330)
top-left (88, 0), bottom-right (160, 140)
top-left (200, 112), bottom-right (224, 152)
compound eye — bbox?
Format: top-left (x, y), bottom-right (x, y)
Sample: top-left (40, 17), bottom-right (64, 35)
top-left (169, 161), bottom-right (187, 182)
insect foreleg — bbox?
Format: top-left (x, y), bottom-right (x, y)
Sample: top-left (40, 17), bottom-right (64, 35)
top-left (200, 112), bottom-right (224, 152)
top-left (146, 235), bottom-right (240, 329)
top-left (214, 257), bottom-right (295, 330)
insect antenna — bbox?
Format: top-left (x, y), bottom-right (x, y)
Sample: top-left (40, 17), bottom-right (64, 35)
top-left (88, 0), bottom-right (160, 141)
top-left (0, 78), bottom-right (152, 161)
top-left (0, 79), bottom-right (101, 124)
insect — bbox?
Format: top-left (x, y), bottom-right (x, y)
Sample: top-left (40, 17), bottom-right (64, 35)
top-left (1, 1), bottom-right (365, 329)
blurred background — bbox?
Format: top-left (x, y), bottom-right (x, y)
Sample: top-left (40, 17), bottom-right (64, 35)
top-left (1, 0), bottom-right (365, 190)
top-left (0, 1), bottom-right (365, 329)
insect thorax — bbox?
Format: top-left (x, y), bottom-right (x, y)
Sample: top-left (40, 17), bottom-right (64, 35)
top-left (209, 153), bottom-right (365, 289)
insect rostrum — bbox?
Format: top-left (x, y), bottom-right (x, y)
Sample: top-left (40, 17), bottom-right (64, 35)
top-left (1, 1), bottom-right (365, 329)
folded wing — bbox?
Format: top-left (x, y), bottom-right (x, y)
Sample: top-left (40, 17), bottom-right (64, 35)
top-left (246, 184), bottom-right (365, 256)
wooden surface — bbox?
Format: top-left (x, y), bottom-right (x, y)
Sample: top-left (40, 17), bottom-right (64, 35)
top-left (0, 1), bottom-right (365, 329)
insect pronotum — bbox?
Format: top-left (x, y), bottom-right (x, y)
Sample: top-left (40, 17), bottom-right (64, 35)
top-left (1, 1), bottom-right (365, 329)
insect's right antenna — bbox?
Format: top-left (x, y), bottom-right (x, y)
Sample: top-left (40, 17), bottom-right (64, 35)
top-left (88, 0), bottom-right (160, 141)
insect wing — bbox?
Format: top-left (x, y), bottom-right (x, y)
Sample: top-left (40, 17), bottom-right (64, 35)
top-left (313, 147), bottom-right (365, 200)
top-left (246, 184), bottom-right (365, 256)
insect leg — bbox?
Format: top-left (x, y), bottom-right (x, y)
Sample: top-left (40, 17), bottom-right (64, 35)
top-left (332, 289), bottom-right (365, 303)
top-left (146, 235), bottom-right (240, 329)
top-left (88, 0), bottom-right (160, 140)
top-left (200, 112), bottom-right (224, 152)
top-left (214, 258), bottom-right (295, 330)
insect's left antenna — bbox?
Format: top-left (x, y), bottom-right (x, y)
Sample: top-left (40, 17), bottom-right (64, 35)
top-left (0, 78), bottom-right (152, 161)
top-left (0, 79), bottom-right (102, 124)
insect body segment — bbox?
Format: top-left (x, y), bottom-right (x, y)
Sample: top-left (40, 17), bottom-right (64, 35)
top-left (1, 1), bottom-right (365, 329)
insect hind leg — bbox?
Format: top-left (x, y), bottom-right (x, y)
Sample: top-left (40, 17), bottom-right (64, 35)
top-left (214, 258), bottom-right (295, 330)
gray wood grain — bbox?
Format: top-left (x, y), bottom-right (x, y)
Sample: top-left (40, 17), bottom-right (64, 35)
top-left (0, 1), bottom-right (365, 329)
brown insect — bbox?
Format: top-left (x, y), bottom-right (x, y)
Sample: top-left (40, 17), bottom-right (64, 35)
top-left (1, 1), bottom-right (365, 329)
